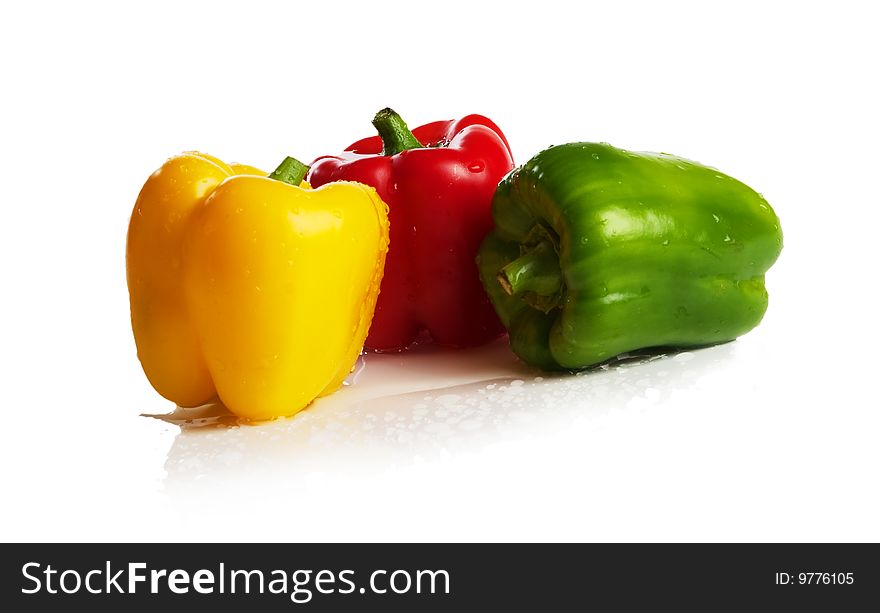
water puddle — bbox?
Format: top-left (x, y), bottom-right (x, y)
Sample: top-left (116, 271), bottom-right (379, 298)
top-left (157, 340), bottom-right (739, 492)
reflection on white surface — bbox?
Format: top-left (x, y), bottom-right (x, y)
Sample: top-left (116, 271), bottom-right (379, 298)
top-left (163, 340), bottom-right (737, 493)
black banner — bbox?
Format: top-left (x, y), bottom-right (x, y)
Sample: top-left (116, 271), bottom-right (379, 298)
top-left (2, 544), bottom-right (877, 610)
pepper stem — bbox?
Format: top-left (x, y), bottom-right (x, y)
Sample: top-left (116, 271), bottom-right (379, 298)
top-left (372, 108), bottom-right (423, 156)
top-left (498, 240), bottom-right (563, 300)
top-left (268, 156), bottom-right (309, 186)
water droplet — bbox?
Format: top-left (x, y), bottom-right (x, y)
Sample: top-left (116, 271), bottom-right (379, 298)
top-left (467, 161), bottom-right (485, 172)
top-left (662, 239), bottom-right (669, 246)
top-left (591, 153), bottom-right (600, 160)
top-left (724, 234), bottom-right (732, 242)
top-left (712, 214), bottom-right (720, 223)
top-left (332, 209), bottom-right (343, 218)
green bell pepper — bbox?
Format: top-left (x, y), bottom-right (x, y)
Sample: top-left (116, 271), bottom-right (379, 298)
top-left (476, 142), bottom-right (783, 370)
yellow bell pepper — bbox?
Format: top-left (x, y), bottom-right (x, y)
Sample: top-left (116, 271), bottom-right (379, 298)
top-left (127, 152), bottom-right (390, 421)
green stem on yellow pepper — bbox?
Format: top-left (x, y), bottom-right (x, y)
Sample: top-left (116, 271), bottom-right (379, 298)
top-left (373, 108), bottom-right (423, 156)
top-left (269, 156), bottom-right (310, 186)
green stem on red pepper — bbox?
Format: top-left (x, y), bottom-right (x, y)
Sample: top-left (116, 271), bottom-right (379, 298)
top-left (372, 108), bottom-right (423, 156)
top-left (307, 109), bottom-right (515, 350)
top-left (269, 156), bottom-right (310, 186)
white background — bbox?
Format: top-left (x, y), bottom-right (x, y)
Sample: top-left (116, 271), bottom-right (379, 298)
top-left (1, 0), bottom-right (877, 542)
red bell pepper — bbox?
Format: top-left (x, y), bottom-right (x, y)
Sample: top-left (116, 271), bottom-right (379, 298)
top-left (309, 108), bottom-right (515, 351)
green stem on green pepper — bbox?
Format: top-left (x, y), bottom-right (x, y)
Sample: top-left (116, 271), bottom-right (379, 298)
top-left (498, 240), bottom-right (563, 301)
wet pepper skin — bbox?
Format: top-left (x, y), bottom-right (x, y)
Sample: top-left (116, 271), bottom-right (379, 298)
top-left (477, 142), bottom-right (783, 371)
top-left (127, 153), bottom-right (389, 420)
top-left (308, 110), bottom-right (514, 350)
